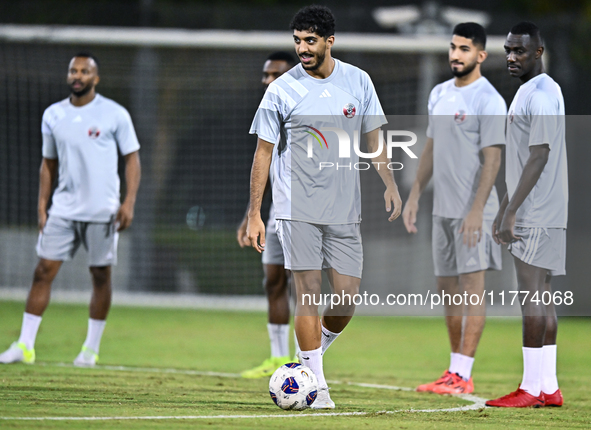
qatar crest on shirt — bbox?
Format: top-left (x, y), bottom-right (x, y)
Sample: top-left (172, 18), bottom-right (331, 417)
top-left (88, 127), bottom-right (101, 139)
top-left (343, 103), bottom-right (356, 118)
top-left (454, 110), bottom-right (466, 124)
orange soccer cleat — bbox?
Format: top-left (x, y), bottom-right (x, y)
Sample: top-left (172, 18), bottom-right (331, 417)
top-left (486, 386), bottom-right (545, 408)
top-left (416, 370), bottom-right (474, 394)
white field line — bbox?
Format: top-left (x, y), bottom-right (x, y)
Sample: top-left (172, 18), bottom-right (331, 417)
top-left (0, 362), bottom-right (487, 421)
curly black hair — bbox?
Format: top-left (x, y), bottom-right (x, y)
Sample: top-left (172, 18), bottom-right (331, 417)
top-left (289, 5), bottom-right (335, 39)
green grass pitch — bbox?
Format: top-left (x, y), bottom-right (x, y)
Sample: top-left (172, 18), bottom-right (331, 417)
top-left (0, 300), bottom-right (590, 429)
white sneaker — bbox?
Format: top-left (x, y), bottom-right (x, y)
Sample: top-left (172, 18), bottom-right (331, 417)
top-left (310, 387), bottom-right (335, 409)
top-left (73, 346), bottom-right (98, 367)
top-left (0, 342), bottom-right (35, 364)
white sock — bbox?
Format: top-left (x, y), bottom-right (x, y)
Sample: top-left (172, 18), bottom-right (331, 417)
top-left (541, 344), bottom-right (559, 394)
top-left (448, 352), bottom-right (461, 374)
top-left (267, 323), bottom-right (290, 358)
top-left (293, 329), bottom-right (301, 357)
top-left (83, 319), bottom-right (107, 354)
top-left (321, 324), bottom-right (340, 355)
top-left (454, 354), bottom-right (475, 381)
top-left (520, 347), bottom-right (543, 396)
top-left (300, 347), bottom-right (327, 389)
top-left (18, 312), bottom-right (42, 350)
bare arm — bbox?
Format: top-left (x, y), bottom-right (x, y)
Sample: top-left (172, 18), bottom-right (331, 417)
top-left (498, 145), bottom-right (549, 244)
top-left (247, 138), bottom-right (274, 252)
top-left (492, 192), bottom-right (509, 244)
top-left (366, 128), bottom-right (402, 222)
top-left (460, 145), bottom-right (502, 248)
top-left (116, 150), bottom-right (141, 231)
top-left (38, 158), bottom-right (58, 232)
top-left (402, 137), bottom-right (433, 233)
top-left (237, 178), bottom-right (271, 248)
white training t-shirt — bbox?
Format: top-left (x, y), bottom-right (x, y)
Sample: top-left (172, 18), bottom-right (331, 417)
top-left (427, 77), bottom-right (507, 220)
top-left (41, 94), bottom-right (141, 222)
top-left (506, 73), bottom-right (568, 228)
top-left (250, 59), bottom-right (387, 224)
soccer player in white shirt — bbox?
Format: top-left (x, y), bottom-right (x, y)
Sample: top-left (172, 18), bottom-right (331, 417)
top-left (237, 52), bottom-right (298, 378)
top-left (403, 23), bottom-right (506, 395)
top-left (0, 53), bottom-right (141, 367)
top-left (247, 6), bottom-right (402, 409)
top-left (486, 22), bottom-right (566, 408)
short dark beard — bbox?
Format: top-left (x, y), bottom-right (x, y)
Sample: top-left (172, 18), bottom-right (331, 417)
top-left (69, 83), bottom-right (92, 97)
top-left (302, 51), bottom-right (326, 71)
top-left (450, 59), bottom-right (478, 78)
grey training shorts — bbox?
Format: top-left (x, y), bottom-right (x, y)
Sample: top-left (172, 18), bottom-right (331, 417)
top-left (275, 220), bottom-right (363, 279)
top-left (261, 227), bottom-right (285, 266)
top-left (509, 227), bottom-right (566, 276)
top-left (36, 215), bottom-right (118, 266)
top-left (432, 215), bottom-right (502, 277)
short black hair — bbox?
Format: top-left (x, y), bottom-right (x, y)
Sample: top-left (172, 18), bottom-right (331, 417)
top-left (453, 22), bottom-right (487, 49)
top-left (267, 51), bottom-right (297, 66)
top-left (510, 21), bottom-right (543, 46)
top-left (290, 5), bottom-right (335, 39)
top-left (73, 51), bottom-right (100, 70)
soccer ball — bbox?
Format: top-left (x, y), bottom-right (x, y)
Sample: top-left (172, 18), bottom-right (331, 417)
top-left (269, 363), bottom-right (318, 410)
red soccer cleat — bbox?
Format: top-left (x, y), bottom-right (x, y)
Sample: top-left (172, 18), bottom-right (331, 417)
top-left (416, 370), bottom-right (474, 394)
top-left (486, 386), bottom-right (545, 408)
top-left (543, 389), bottom-right (563, 407)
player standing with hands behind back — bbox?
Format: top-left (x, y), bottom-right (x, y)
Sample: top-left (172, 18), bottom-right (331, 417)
top-left (237, 52), bottom-right (298, 378)
top-left (0, 53), bottom-right (141, 367)
top-left (486, 22), bottom-right (567, 408)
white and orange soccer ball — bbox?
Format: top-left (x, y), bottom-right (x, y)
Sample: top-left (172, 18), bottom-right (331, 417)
top-left (269, 363), bottom-right (318, 410)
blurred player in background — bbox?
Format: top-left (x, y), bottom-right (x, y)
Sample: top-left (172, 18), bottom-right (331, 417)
top-left (486, 22), bottom-right (566, 408)
top-left (0, 53), bottom-right (141, 367)
top-left (403, 23), bottom-right (506, 394)
top-left (237, 51), bottom-right (298, 379)
top-left (247, 5), bottom-right (402, 409)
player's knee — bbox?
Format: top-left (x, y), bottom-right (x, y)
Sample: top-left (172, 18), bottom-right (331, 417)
top-left (89, 266), bottom-right (111, 286)
top-left (264, 276), bottom-right (287, 298)
top-left (33, 261), bottom-right (58, 284)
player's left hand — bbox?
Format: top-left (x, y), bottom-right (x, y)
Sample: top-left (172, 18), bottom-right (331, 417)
top-left (498, 209), bottom-right (521, 245)
top-left (385, 185), bottom-right (402, 222)
top-left (459, 209), bottom-right (483, 248)
top-left (116, 201), bottom-right (135, 231)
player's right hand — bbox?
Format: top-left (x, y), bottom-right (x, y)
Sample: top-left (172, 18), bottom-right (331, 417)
top-left (236, 218), bottom-right (249, 248)
top-left (38, 211), bottom-right (47, 233)
top-left (402, 199), bottom-right (419, 234)
top-left (246, 215), bottom-right (266, 253)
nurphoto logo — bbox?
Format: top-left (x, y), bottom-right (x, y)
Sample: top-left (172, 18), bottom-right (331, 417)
top-left (303, 126), bottom-right (418, 171)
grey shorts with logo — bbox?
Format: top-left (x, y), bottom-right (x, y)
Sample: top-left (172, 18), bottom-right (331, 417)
top-left (508, 227), bottom-right (566, 276)
top-left (36, 215), bottom-right (119, 266)
top-left (432, 215), bottom-right (502, 277)
top-left (261, 228), bottom-right (285, 266)
top-left (275, 220), bottom-right (363, 279)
